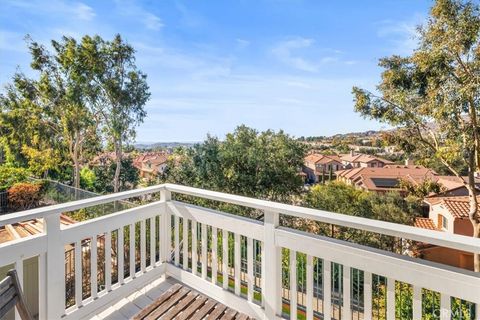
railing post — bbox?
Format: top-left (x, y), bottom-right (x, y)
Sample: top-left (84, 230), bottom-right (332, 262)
top-left (44, 212), bottom-right (65, 319)
top-left (160, 187), bottom-right (172, 264)
top-left (262, 210), bottom-right (280, 319)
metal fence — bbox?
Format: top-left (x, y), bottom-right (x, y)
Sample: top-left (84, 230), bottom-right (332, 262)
top-left (0, 191), bottom-right (7, 214)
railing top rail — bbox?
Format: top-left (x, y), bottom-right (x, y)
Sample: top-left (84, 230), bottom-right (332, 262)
top-left (164, 183), bottom-right (480, 254)
top-left (0, 184), bottom-right (167, 226)
top-left (1, 182), bottom-right (479, 254)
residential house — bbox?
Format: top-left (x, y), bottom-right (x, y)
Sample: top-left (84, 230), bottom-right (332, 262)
top-left (336, 164), bottom-right (438, 194)
top-left (133, 152), bottom-right (168, 179)
top-left (340, 151), bottom-right (394, 168)
top-left (415, 196), bottom-right (476, 270)
top-left (303, 153), bottom-right (343, 183)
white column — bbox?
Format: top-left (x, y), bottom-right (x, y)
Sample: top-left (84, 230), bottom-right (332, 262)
top-left (262, 211), bottom-right (280, 319)
top-left (45, 213), bottom-right (65, 319)
top-left (160, 188), bottom-right (171, 263)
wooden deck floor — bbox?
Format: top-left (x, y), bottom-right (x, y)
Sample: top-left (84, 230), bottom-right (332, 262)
top-left (133, 283), bottom-right (251, 320)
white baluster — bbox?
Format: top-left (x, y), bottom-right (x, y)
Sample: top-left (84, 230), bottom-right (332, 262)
top-left (222, 229), bottom-right (229, 290)
top-left (192, 220), bottom-right (198, 275)
top-left (440, 293), bottom-right (450, 320)
top-left (323, 259), bottom-right (331, 320)
top-left (129, 224), bottom-right (135, 279)
top-left (247, 237), bottom-right (254, 302)
top-left (105, 231), bottom-right (112, 291)
top-left (413, 285), bottom-right (422, 320)
top-left (140, 221), bottom-right (146, 273)
top-left (160, 188), bottom-right (171, 263)
top-left (174, 215), bottom-right (180, 266)
top-left (74, 241), bottom-right (82, 307)
top-left (364, 272), bottom-right (372, 320)
top-left (306, 255), bottom-right (314, 320)
top-left (14, 259), bottom-right (23, 320)
top-left (91, 235), bottom-right (98, 298)
top-left (290, 250), bottom-right (297, 320)
top-left (118, 227), bottom-right (124, 284)
top-left (201, 223), bottom-right (207, 279)
top-left (386, 278), bottom-right (395, 320)
top-left (183, 218), bottom-right (188, 270)
top-left (342, 266), bottom-right (351, 320)
top-left (150, 217), bottom-right (156, 267)
top-left (212, 227), bottom-right (218, 285)
top-left (38, 253), bottom-right (47, 320)
top-left (234, 233), bottom-right (241, 296)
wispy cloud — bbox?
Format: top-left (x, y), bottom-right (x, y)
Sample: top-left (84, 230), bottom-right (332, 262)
top-left (114, 0), bottom-right (163, 31)
top-left (272, 37), bottom-right (319, 72)
top-left (376, 15), bottom-right (424, 55)
top-left (3, 0), bottom-right (95, 21)
top-left (236, 38), bottom-right (250, 49)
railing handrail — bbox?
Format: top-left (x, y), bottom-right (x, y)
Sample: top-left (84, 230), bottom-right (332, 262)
top-left (2, 182), bottom-right (480, 254)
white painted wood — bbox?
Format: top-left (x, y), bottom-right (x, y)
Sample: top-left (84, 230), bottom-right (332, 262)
top-left (128, 224), bottom-right (135, 279)
top-left (323, 259), bottom-right (331, 320)
top-left (140, 221), bottom-right (146, 273)
top-left (211, 226), bottom-right (218, 285)
top-left (234, 233), bottom-right (241, 296)
top-left (263, 211), bottom-right (280, 319)
top-left (386, 278), bottom-right (395, 320)
top-left (174, 215), bottom-right (180, 266)
top-left (0, 184), bottom-right (166, 226)
top-left (201, 223), bottom-right (207, 280)
top-left (342, 265), bottom-right (351, 320)
top-left (61, 202), bottom-right (163, 243)
top-left (183, 218), bottom-right (188, 270)
top-left (290, 250), bottom-right (297, 320)
top-left (222, 229), bottom-right (229, 290)
top-left (91, 235), bottom-right (98, 299)
top-left (306, 255), bottom-right (313, 320)
top-left (261, 239), bottom-right (265, 309)
top-left (14, 259), bottom-right (23, 320)
top-left (105, 231), bottom-right (112, 291)
top-left (150, 217), bottom-right (155, 267)
top-left (168, 201), bottom-right (264, 242)
top-left (160, 189), bottom-right (171, 264)
top-left (364, 271), bottom-right (372, 320)
top-left (118, 227), bottom-right (124, 284)
top-left (440, 293), bottom-right (450, 320)
top-left (412, 285), bottom-right (422, 320)
top-left (246, 237), bottom-right (254, 302)
top-left (38, 253), bottom-right (47, 320)
top-left (0, 234), bottom-right (46, 266)
top-left (165, 183), bottom-right (480, 254)
top-left (75, 241), bottom-right (82, 307)
top-left (191, 220), bottom-right (198, 276)
top-left (44, 212), bottom-right (65, 319)
top-left (276, 227), bottom-right (480, 303)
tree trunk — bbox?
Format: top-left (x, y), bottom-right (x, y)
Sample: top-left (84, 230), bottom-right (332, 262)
top-left (73, 130), bottom-right (81, 190)
top-left (113, 139), bottom-right (122, 193)
top-left (466, 150), bottom-right (480, 272)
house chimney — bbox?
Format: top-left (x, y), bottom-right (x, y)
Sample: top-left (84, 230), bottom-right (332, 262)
top-left (405, 158), bottom-right (414, 166)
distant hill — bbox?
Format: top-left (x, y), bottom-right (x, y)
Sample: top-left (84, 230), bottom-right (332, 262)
top-left (134, 142), bottom-right (197, 149)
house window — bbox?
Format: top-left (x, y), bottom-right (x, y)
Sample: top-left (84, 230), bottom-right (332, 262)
top-left (438, 214), bottom-right (448, 230)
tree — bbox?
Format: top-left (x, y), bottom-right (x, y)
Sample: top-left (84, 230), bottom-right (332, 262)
top-left (352, 0), bottom-right (480, 271)
top-left (0, 36), bottom-right (99, 188)
top-left (82, 35), bottom-right (150, 193)
top-left (21, 146), bottom-right (60, 178)
top-left (164, 125), bottom-right (307, 202)
top-left (91, 157), bottom-right (140, 193)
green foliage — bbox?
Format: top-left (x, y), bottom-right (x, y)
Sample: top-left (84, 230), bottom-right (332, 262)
top-left (303, 182), bottom-right (420, 251)
top-left (80, 167), bottom-right (96, 190)
top-left (92, 157), bottom-right (139, 193)
top-left (164, 125), bottom-right (307, 203)
top-left (0, 165), bottom-right (29, 191)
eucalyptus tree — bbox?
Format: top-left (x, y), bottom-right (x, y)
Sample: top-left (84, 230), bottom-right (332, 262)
top-left (352, 0), bottom-right (480, 270)
top-left (81, 35), bottom-right (150, 193)
top-left (0, 36), bottom-right (99, 188)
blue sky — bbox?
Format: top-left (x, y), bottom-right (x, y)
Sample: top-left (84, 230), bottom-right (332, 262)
top-left (0, 0), bottom-right (432, 142)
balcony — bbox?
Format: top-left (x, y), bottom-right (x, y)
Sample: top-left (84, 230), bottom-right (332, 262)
top-left (0, 183), bottom-right (479, 319)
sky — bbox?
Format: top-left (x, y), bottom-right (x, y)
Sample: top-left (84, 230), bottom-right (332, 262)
top-left (0, 0), bottom-right (432, 143)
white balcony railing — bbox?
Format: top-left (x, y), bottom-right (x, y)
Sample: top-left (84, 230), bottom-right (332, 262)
top-left (0, 183), bottom-right (479, 320)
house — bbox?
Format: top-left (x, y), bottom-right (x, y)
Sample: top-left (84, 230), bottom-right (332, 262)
top-left (340, 151), bottom-right (394, 169)
top-left (336, 164), bottom-right (438, 193)
top-left (133, 152), bottom-right (168, 179)
top-left (415, 196), bottom-right (476, 270)
top-left (303, 153), bottom-right (343, 183)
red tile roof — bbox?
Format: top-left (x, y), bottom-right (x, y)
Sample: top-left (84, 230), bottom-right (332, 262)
top-left (414, 217), bottom-right (437, 230)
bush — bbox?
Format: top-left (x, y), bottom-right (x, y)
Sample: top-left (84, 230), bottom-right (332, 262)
top-left (0, 166), bottom-right (29, 191)
top-left (7, 182), bottom-right (42, 210)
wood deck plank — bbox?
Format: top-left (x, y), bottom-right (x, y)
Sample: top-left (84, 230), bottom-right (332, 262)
top-left (206, 304), bottom-right (228, 320)
top-left (189, 299), bottom-right (217, 320)
top-left (161, 291), bottom-right (199, 320)
top-left (219, 308), bottom-right (239, 320)
top-left (176, 296), bottom-right (208, 319)
top-left (132, 283), bottom-right (182, 319)
top-left (144, 286), bottom-right (191, 320)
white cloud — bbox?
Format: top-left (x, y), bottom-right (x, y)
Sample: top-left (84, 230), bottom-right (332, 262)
top-left (236, 38), bottom-right (250, 49)
top-left (272, 37), bottom-right (319, 72)
top-left (376, 15), bottom-right (424, 55)
top-left (73, 2), bottom-right (95, 20)
top-left (3, 1), bottom-right (95, 21)
top-left (114, 0), bottom-right (163, 31)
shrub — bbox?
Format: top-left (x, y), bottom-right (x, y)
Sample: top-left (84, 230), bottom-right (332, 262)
top-left (7, 182), bottom-right (42, 210)
top-left (0, 166), bottom-right (29, 191)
